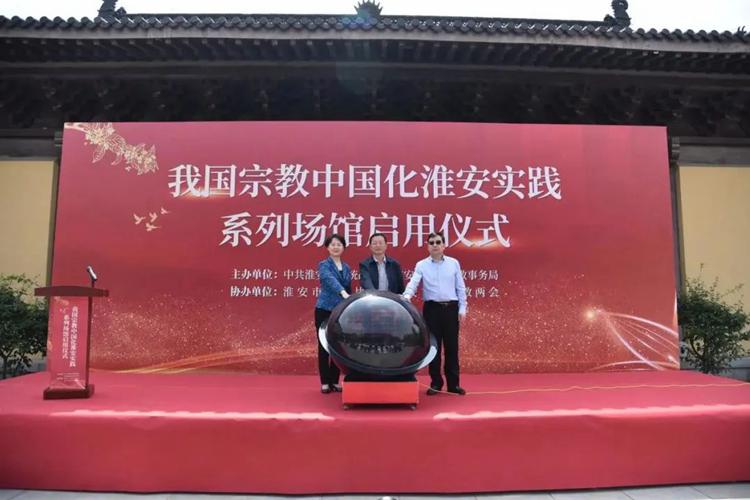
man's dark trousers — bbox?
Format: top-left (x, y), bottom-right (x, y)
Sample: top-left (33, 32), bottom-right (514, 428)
top-left (423, 300), bottom-right (460, 390)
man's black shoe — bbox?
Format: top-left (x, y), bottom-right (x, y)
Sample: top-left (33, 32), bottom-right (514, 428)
top-left (447, 386), bottom-right (466, 395)
top-left (426, 385), bottom-right (441, 395)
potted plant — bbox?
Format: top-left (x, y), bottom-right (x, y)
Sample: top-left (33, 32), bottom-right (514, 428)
top-left (0, 274), bottom-right (48, 379)
top-left (678, 272), bottom-right (750, 375)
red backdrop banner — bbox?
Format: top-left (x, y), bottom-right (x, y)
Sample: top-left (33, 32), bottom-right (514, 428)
top-left (52, 121), bottom-right (678, 374)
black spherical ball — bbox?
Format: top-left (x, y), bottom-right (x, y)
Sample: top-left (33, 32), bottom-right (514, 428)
top-left (320, 291), bottom-right (436, 377)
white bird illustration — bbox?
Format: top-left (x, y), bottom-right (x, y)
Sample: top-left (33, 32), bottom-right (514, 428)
top-left (145, 223), bottom-right (160, 232)
top-left (133, 214), bottom-right (145, 225)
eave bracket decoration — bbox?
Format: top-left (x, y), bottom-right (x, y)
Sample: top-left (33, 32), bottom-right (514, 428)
top-left (97, 0), bottom-right (126, 20)
top-left (604, 0), bottom-right (631, 27)
top-left (355, 1), bottom-right (383, 20)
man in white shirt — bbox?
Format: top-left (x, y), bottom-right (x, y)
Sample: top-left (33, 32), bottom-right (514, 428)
top-left (403, 231), bottom-right (467, 395)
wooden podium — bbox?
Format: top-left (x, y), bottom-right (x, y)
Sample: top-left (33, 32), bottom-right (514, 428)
top-left (35, 285), bottom-right (109, 399)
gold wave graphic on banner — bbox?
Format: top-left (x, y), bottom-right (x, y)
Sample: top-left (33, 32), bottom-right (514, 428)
top-left (117, 324), bottom-right (313, 373)
top-left (65, 122), bottom-right (158, 174)
top-left (587, 309), bottom-right (680, 371)
top-left (116, 347), bottom-right (313, 374)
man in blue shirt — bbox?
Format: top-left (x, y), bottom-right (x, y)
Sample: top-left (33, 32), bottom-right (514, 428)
top-left (403, 231), bottom-right (468, 395)
top-left (359, 232), bottom-right (406, 294)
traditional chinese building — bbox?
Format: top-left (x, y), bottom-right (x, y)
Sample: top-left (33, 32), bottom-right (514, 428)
top-left (1, 0), bottom-right (748, 375)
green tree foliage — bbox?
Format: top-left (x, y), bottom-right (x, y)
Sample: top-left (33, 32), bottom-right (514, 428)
top-left (678, 274), bottom-right (750, 375)
top-left (0, 274), bottom-right (48, 379)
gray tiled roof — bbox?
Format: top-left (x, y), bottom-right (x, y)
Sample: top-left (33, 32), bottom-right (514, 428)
top-left (0, 13), bottom-right (747, 44)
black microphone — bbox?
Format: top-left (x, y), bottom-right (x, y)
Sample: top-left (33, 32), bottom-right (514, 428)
top-left (86, 265), bottom-right (98, 287)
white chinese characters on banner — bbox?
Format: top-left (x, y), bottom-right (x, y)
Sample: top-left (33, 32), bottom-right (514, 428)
top-left (219, 212), bottom-right (511, 249)
top-left (228, 267), bottom-right (502, 299)
top-left (168, 163), bottom-right (562, 200)
top-left (168, 162), bottom-right (561, 251)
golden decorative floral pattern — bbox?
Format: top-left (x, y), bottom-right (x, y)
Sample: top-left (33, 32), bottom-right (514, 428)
top-left (65, 122), bottom-right (158, 174)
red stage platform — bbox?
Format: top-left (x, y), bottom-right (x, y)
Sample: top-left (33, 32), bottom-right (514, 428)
top-left (1, 370), bottom-right (749, 494)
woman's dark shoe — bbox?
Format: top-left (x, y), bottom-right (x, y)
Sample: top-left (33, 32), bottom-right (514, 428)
top-left (447, 386), bottom-right (466, 395)
top-left (321, 384), bottom-right (332, 394)
top-left (331, 383), bottom-right (343, 392)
